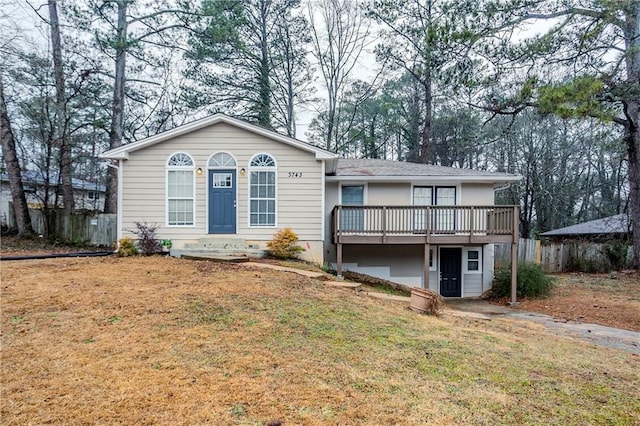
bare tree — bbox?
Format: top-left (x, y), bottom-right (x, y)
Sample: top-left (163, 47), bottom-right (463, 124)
top-left (64, 0), bottom-right (197, 213)
top-left (308, 0), bottom-right (369, 152)
top-left (0, 76), bottom-right (34, 236)
top-left (48, 0), bottom-right (74, 212)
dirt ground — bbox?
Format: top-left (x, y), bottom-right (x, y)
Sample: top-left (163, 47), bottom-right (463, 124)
top-left (507, 271), bottom-right (640, 332)
top-left (2, 256), bottom-right (639, 425)
top-left (0, 235), bottom-right (106, 256)
top-left (2, 235), bottom-right (639, 332)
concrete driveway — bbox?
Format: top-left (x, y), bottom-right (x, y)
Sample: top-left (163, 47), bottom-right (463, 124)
top-left (445, 299), bottom-right (640, 355)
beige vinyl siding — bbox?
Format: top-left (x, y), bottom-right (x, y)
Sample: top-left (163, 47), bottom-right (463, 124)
top-left (460, 183), bottom-right (495, 205)
top-left (120, 122), bottom-right (324, 243)
top-left (339, 245), bottom-right (425, 287)
top-left (367, 183), bottom-right (411, 205)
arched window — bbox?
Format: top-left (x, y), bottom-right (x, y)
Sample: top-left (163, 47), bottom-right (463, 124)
top-left (249, 153), bottom-right (276, 226)
top-left (166, 152), bottom-right (195, 226)
top-left (208, 152), bottom-right (237, 168)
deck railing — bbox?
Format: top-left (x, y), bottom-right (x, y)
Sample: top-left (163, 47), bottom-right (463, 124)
top-left (332, 205), bottom-right (518, 243)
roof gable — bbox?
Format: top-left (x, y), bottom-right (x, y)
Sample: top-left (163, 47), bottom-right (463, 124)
top-left (100, 114), bottom-right (336, 161)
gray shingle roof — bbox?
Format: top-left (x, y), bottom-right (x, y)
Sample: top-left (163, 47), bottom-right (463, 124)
top-left (334, 158), bottom-right (519, 179)
top-left (540, 214), bottom-right (632, 237)
top-left (0, 171), bottom-right (105, 192)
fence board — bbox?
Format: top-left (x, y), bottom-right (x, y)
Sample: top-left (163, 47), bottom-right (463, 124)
top-left (20, 209), bottom-right (117, 247)
top-left (494, 238), bottom-right (540, 266)
top-left (496, 238), bottom-right (632, 272)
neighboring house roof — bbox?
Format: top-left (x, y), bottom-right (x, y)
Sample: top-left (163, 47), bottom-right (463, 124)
top-left (0, 171), bottom-right (105, 192)
top-left (540, 214), bottom-right (632, 238)
top-left (100, 113), bottom-right (337, 161)
top-left (327, 158), bottom-right (520, 185)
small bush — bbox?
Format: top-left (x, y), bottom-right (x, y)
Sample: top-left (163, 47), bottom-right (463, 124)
top-left (491, 262), bottom-right (554, 298)
top-left (131, 222), bottom-right (161, 255)
top-left (267, 227), bottom-right (305, 259)
top-left (603, 241), bottom-right (629, 271)
top-left (117, 237), bottom-right (138, 257)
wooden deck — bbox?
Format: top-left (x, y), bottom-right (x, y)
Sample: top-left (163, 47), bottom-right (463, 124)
top-left (332, 205), bottom-right (519, 245)
top-left (331, 205), bottom-right (520, 302)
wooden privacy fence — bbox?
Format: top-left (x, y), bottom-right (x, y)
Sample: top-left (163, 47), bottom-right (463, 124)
top-left (494, 238), bottom-right (541, 266)
top-left (26, 209), bottom-right (117, 247)
top-left (494, 238), bottom-right (632, 272)
top-left (538, 241), bottom-right (632, 273)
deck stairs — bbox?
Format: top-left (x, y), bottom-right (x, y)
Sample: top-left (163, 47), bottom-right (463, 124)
top-left (170, 238), bottom-right (267, 261)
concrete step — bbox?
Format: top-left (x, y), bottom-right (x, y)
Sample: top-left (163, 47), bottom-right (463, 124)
top-left (326, 281), bottom-right (361, 289)
top-left (171, 247), bottom-right (267, 259)
top-left (180, 254), bottom-right (252, 263)
top-left (192, 238), bottom-right (254, 249)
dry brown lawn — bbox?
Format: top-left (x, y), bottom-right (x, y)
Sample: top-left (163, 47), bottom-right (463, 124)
top-left (513, 271), bottom-right (640, 332)
top-left (2, 256), bottom-right (639, 425)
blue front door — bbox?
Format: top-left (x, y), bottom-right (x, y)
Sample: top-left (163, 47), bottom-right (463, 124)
top-left (209, 169), bottom-right (236, 234)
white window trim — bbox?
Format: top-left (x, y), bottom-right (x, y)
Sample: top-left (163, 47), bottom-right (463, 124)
top-left (340, 182), bottom-right (368, 205)
top-left (410, 184), bottom-right (462, 204)
top-left (429, 247), bottom-right (437, 271)
top-left (207, 151), bottom-right (238, 169)
top-left (463, 247), bottom-right (482, 274)
top-left (166, 152), bottom-right (196, 227)
top-left (248, 152), bottom-right (277, 228)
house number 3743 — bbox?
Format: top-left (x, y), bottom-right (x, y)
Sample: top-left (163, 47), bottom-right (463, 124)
top-left (288, 172), bottom-right (303, 178)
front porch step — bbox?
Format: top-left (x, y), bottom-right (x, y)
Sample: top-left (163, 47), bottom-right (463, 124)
top-left (180, 254), bottom-right (252, 263)
top-left (171, 248), bottom-right (268, 259)
top-left (184, 238), bottom-right (260, 251)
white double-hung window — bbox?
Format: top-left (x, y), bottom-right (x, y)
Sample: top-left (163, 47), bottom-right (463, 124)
top-left (167, 152), bottom-right (195, 226)
top-left (249, 153), bottom-right (276, 226)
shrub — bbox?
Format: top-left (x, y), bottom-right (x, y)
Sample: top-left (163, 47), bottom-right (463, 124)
top-left (267, 227), bottom-right (305, 259)
top-left (603, 241), bottom-right (629, 271)
top-left (131, 222), bottom-right (161, 255)
top-left (117, 237), bottom-right (138, 257)
top-left (491, 262), bottom-right (554, 298)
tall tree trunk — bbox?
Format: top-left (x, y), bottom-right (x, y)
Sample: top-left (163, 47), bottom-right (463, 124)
top-left (624, 2), bottom-right (639, 268)
top-left (49, 0), bottom-right (73, 212)
top-left (626, 121), bottom-right (640, 268)
top-left (104, 0), bottom-right (128, 214)
top-left (0, 78), bottom-right (34, 237)
top-left (419, 71), bottom-right (433, 164)
top-left (257, 0), bottom-right (271, 128)
top-left (48, 0), bottom-right (74, 213)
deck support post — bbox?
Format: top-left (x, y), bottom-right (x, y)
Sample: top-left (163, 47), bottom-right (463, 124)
top-left (337, 243), bottom-right (343, 279)
top-left (509, 207), bottom-right (519, 305)
top-left (424, 243), bottom-right (430, 289)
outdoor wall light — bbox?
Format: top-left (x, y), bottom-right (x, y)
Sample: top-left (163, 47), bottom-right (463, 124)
top-left (196, 167), bottom-right (203, 175)
top-left (240, 168), bottom-right (246, 176)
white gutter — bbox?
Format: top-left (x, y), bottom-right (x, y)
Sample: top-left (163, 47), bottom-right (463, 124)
top-left (325, 175), bottom-right (521, 184)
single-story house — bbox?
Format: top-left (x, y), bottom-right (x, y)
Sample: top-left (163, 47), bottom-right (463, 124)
top-left (540, 214), bottom-right (632, 242)
top-left (101, 114), bottom-right (521, 298)
top-left (0, 171), bottom-right (105, 227)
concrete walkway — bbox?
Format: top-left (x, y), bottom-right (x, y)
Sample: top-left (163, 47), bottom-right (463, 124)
top-left (242, 262), bottom-right (408, 302)
top-left (243, 262), bottom-right (326, 279)
top-left (446, 300), bottom-right (640, 354)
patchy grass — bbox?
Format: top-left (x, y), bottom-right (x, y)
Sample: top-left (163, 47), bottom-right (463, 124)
top-left (1, 257), bottom-right (639, 425)
top-left (512, 271), bottom-right (640, 332)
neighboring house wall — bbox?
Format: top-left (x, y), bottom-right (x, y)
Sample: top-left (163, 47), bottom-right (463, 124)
top-left (324, 180), bottom-right (499, 295)
top-left (120, 122), bottom-right (325, 262)
top-left (0, 182), bottom-right (104, 227)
